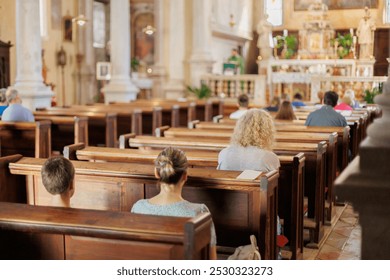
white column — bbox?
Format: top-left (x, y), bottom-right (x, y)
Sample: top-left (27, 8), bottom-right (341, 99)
top-left (13, 0), bottom-right (53, 110)
top-left (163, 0), bottom-right (186, 99)
top-left (75, 0), bottom-right (96, 105)
top-left (189, 0), bottom-right (215, 86)
top-left (102, 0), bottom-right (139, 103)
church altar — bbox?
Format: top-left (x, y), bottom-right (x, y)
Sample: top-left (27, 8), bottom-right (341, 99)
top-left (256, 1), bottom-right (379, 102)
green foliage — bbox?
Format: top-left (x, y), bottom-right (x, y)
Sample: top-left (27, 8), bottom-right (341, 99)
top-left (131, 57), bottom-right (140, 72)
top-left (273, 34), bottom-right (298, 59)
top-left (187, 83), bottom-right (212, 100)
top-left (363, 86), bottom-right (382, 104)
top-left (331, 33), bottom-right (353, 59)
top-left (284, 35), bottom-right (298, 59)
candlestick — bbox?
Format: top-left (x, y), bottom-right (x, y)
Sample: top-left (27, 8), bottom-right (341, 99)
top-left (350, 28), bottom-right (354, 36)
top-left (353, 36), bottom-right (357, 44)
top-left (283, 29), bottom-right (288, 37)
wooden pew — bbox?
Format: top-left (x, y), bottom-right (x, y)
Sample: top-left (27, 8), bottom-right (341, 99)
top-left (34, 115), bottom-right (88, 153)
top-left (129, 98), bottom-right (222, 122)
top-left (9, 157), bottom-right (279, 260)
top-left (0, 155), bottom-right (26, 203)
top-left (34, 110), bottom-right (117, 147)
top-left (65, 144), bottom-right (305, 260)
top-left (0, 202), bottom-right (212, 260)
top-left (0, 121), bottom-right (51, 158)
top-left (159, 126), bottom-right (338, 224)
top-left (123, 134), bottom-right (326, 246)
top-left (199, 120), bottom-right (350, 172)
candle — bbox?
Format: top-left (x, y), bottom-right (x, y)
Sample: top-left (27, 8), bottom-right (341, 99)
top-left (353, 36), bottom-right (357, 44)
top-left (283, 29), bottom-right (288, 37)
top-left (350, 28), bottom-right (354, 36)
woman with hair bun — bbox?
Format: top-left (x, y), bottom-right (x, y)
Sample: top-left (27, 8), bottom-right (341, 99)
top-left (131, 147), bottom-right (217, 259)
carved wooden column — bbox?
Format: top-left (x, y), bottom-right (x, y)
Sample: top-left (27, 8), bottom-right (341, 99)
top-left (13, 0), bottom-right (53, 110)
top-left (102, 0), bottom-right (138, 103)
top-left (335, 78), bottom-right (390, 259)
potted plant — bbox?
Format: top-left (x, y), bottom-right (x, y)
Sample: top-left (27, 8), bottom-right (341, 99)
top-left (273, 35), bottom-right (298, 59)
top-left (363, 86), bottom-right (382, 104)
top-left (331, 33), bottom-right (353, 59)
top-left (186, 83), bottom-right (212, 100)
top-left (131, 57), bottom-right (140, 77)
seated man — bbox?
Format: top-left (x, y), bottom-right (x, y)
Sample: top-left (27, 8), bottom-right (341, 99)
top-left (0, 88), bottom-right (8, 116)
top-left (41, 156), bottom-right (75, 207)
top-left (1, 88), bottom-right (34, 122)
top-left (305, 91), bottom-right (347, 127)
top-left (229, 93), bottom-right (249, 119)
top-left (291, 93), bottom-right (306, 108)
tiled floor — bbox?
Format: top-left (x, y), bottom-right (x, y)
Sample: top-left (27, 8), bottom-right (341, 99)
top-left (303, 204), bottom-right (361, 260)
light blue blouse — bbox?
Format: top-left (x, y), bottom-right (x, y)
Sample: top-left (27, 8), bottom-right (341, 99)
top-left (131, 199), bottom-right (217, 246)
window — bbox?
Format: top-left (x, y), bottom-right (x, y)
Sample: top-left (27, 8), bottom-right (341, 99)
top-left (265, 0), bottom-right (283, 26)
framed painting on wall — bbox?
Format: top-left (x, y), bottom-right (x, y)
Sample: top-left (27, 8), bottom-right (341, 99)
top-left (294, 0), bottom-right (378, 11)
top-left (96, 62), bottom-right (111, 80)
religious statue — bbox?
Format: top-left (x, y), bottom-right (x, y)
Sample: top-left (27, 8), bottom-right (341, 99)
top-left (357, 7), bottom-right (376, 60)
top-left (256, 14), bottom-right (273, 59)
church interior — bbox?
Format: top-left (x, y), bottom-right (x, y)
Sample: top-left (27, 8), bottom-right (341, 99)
top-left (0, 0), bottom-right (389, 261)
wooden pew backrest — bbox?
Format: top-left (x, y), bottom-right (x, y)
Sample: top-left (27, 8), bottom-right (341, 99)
top-left (0, 202), bottom-right (212, 260)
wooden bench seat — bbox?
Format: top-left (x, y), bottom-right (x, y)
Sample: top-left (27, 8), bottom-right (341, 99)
top-left (163, 126), bottom-right (337, 224)
top-left (0, 202), bottom-right (212, 260)
top-left (34, 110), bottom-right (117, 147)
top-left (34, 115), bottom-right (88, 153)
top-left (8, 157), bottom-right (279, 260)
top-left (64, 144), bottom-right (305, 259)
top-left (123, 134), bottom-right (327, 246)
top-left (0, 121), bottom-right (51, 158)
top-left (202, 120), bottom-right (350, 172)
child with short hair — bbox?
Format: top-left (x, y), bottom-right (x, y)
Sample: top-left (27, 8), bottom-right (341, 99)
top-left (41, 156), bottom-right (75, 207)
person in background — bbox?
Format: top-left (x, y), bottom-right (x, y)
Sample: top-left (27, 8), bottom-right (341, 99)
top-left (230, 93), bottom-right (249, 119)
top-left (228, 48), bottom-right (245, 74)
top-left (41, 156), bottom-right (75, 208)
top-left (131, 147), bottom-right (217, 259)
top-left (217, 109), bottom-right (285, 257)
top-left (1, 88), bottom-right (34, 122)
top-left (218, 109), bottom-right (280, 172)
top-left (264, 96), bottom-right (281, 112)
top-left (0, 88), bottom-right (8, 117)
top-left (335, 95), bottom-right (353, 111)
top-left (344, 89), bottom-right (360, 109)
top-left (291, 93), bottom-right (306, 108)
top-left (275, 101), bottom-right (297, 121)
top-left (305, 91), bottom-right (347, 127)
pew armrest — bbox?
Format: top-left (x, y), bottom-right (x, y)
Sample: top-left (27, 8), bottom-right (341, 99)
top-left (119, 133), bottom-right (136, 149)
top-left (155, 126), bottom-right (170, 137)
top-left (63, 143), bottom-right (86, 160)
top-left (188, 120), bottom-right (200, 129)
top-left (213, 115), bottom-right (223, 123)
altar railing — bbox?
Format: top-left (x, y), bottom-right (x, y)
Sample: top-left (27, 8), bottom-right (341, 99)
top-left (310, 75), bottom-right (387, 102)
top-left (201, 74), bottom-right (267, 105)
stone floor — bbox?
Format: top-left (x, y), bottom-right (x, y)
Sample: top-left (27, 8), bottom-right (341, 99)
top-left (303, 204), bottom-right (361, 260)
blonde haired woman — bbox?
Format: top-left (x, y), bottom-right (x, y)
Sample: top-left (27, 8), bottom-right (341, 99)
top-left (131, 147), bottom-right (217, 259)
top-left (218, 109), bottom-right (280, 172)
